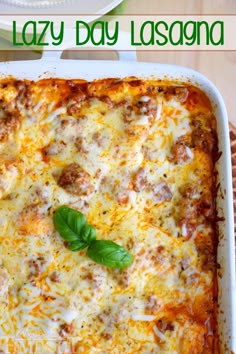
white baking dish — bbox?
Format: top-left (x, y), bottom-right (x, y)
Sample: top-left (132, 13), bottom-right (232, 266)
top-left (0, 48), bottom-right (235, 353)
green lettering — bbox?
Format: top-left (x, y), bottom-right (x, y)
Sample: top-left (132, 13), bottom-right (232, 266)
top-left (22, 21), bottom-right (37, 46)
top-left (91, 21), bottom-right (104, 46)
top-left (50, 21), bottom-right (64, 46)
top-left (105, 21), bottom-right (119, 46)
top-left (140, 21), bottom-right (154, 46)
top-left (37, 21), bottom-right (50, 46)
top-left (130, 21), bottom-right (142, 46)
top-left (196, 21), bottom-right (210, 45)
top-left (184, 21), bottom-right (197, 46)
top-left (155, 21), bottom-right (168, 46)
top-left (12, 21), bottom-right (23, 46)
top-left (76, 21), bottom-right (90, 45)
top-left (210, 21), bottom-right (224, 45)
top-left (169, 21), bottom-right (183, 46)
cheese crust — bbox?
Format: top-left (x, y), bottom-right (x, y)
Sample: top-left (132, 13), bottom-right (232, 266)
top-left (0, 77), bottom-right (219, 353)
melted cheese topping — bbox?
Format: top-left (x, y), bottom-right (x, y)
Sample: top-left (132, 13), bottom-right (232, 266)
top-left (0, 78), bottom-right (218, 353)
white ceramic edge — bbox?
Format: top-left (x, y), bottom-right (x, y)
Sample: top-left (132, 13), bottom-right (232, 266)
top-left (0, 0), bottom-right (124, 31)
top-left (0, 58), bottom-right (235, 352)
top-left (0, 0), bottom-right (69, 8)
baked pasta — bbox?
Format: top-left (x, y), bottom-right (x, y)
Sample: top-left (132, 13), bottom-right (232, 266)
top-left (0, 77), bottom-right (219, 353)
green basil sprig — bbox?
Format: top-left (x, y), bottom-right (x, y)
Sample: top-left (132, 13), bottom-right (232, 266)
top-left (53, 206), bottom-right (96, 251)
top-left (87, 240), bottom-right (133, 268)
top-left (53, 205), bottom-right (133, 269)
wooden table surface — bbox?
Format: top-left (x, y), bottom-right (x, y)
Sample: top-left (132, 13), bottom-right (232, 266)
top-left (0, 0), bottom-right (235, 124)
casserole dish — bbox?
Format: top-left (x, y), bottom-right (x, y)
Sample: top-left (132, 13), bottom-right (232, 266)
top-left (0, 45), bottom-right (235, 352)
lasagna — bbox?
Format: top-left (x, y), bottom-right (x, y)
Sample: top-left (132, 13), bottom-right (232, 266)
top-left (0, 77), bottom-right (219, 353)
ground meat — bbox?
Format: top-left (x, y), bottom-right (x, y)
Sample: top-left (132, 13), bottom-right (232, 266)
top-left (145, 295), bottom-right (160, 314)
top-left (174, 186), bottom-right (199, 239)
top-left (132, 168), bottom-right (147, 192)
top-left (170, 135), bottom-right (192, 164)
top-left (75, 137), bottom-right (88, 153)
top-left (117, 192), bottom-right (130, 206)
top-left (196, 243), bottom-right (216, 272)
top-left (124, 124), bottom-right (149, 140)
top-left (122, 95), bottom-right (157, 124)
top-left (0, 115), bottom-right (20, 142)
top-left (59, 323), bottom-right (74, 337)
top-left (57, 163), bottom-right (94, 196)
top-left (49, 271), bottom-right (60, 283)
top-left (56, 117), bottom-right (87, 143)
top-left (182, 201), bottom-right (198, 220)
top-left (159, 86), bottom-right (189, 104)
top-left (153, 182), bottom-right (173, 203)
top-left (198, 199), bottom-right (215, 221)
top-left (92, 132), bottom-right (104, 147)
top-left (156, 318), bottom-right (175, 333)
top-left (178, 182), bottom-right (215, 231)
top-left (178, 183), bottom-right (198, 198)
top-left (41, 142), bottom-right (63, 158)
top-left (135, 95), bottom-right (157, 118)
top-left (191, 128), bottom-right (216, 155)
top-left (66, 95), bottom-right (86, 116)
top-left (98, 95), bottom-right (114, 109)
top-left (28, 257), bottom-right (47, 277)
top-left (176, 181), bottom-right (215, 239)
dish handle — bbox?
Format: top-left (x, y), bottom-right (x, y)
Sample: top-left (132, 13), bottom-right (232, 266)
top-left (41, 28), bottom-right (137, 62)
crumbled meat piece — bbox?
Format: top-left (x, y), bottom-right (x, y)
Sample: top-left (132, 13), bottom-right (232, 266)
top-left (49, 271), bottom-right (60, 283)
top-left (59, 323), bottom-right (74, 337)
top-left (170, 135), bottom-right (192, 164)
top-left (0, 115), bottom-right (20, 142)
top-left (132, 168), bottom-right (147, 192)
top-left (196, 243), bottom-right (215, 272)
top-left (66, 95), bottom-right (86, 116)
top-left (124, 125), bottom-right (149, 139)
top-left (135, 96), bottom-right (157, 117)
top-left (178, 183), bottom-right (198, 198)
top-left (92, 132), bottom-right (104, 147)
top-left (28, 257), bottom-right (47, 277)
top-left (177, 182), bottom-right (215, 237)
top-left (57, 163), bottom-right (94, 196)
top-left (161, 86), bottom-right (189, 104)
top-left (56, 117), bottom-right (87, 142)
top-left (41, 142), bottom-right (65, 161)
top-left (153, 182), bottom-right (172, 203)
top-left (98, 95), bottom-right (114, 109)
top-left (198, 200), bottom-right (215, 221)
top-left (75, 137), bottom-right (88, 153)
top-left (117, 192), bottom-right (129, 206)
top-left (181, 200), bottom-right (198, 223)
top-left (191, 128), bottom-right (216, 155)
top-left (41, 144), bottom-right (57, 162)
top-left (156, 319), bottom-right (175, 333)
top-left (145, 295), bottom-right (160, 314)
top-left (123, 95), bottom-right (157, 123)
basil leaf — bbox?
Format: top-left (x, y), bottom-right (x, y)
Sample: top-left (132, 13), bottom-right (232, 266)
top-left (81, 224), bottom-right (96, 244)
top-left (87, 240), bottom-right (133, 269)
top-left (53, 206), bottom-right (133, 269)
top-left (53, 205), bottom-right (87, 242)
top-left (68, 240), bottom-right (88, 252)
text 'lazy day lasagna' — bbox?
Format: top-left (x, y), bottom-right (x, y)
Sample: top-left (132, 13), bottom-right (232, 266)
top-left (0, 77), bottom-right (219, 353)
